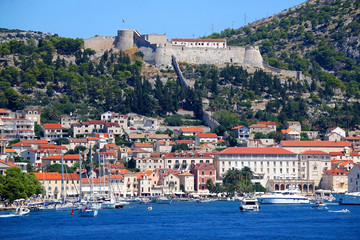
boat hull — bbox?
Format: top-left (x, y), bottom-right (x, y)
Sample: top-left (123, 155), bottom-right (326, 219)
top-left (258, 197), bottom-right (310, 204)
top-left (333, 193), bottom-right (360, 205)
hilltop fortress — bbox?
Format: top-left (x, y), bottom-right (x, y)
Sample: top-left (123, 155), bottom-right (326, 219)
top-left (85, 29), bottom-right (264, 69)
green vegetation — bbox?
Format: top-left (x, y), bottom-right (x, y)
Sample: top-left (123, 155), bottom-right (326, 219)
top-left (0, 167), bottom-right (43, 202)
top-left (45, 163), bottom-right (76, 173)
top-left (207, 0), bottom-right (360, 98)
top-left (206, 167), bottom-right (266, 196)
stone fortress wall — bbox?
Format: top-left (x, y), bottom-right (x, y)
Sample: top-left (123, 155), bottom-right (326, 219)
top-left (113, 29), bottom-right (264, 69)
top-left (84, 29), bottom-right (306, 80)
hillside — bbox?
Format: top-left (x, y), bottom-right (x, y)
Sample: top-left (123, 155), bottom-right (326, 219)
top-left (207, 0), bottom-right (360, 97)
top-left (0, 0), bottom-right (360, 139)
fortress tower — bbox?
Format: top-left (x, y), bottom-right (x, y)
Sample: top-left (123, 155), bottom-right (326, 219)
top-left (115, 30), bottom-right (136, 50)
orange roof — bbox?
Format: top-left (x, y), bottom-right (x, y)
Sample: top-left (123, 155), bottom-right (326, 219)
top-left (111, 169), bottom-right (133, 175)
top-left (323, 169), bottom-right (348, 175)
top-left (197, 133), bottom-right (218, 138)
top-left (217, 147), bottom-right (296, 155)
top-left (345, 136), bottom-right (360, 140)
top-left (331, 160), bottom-right (354, 165)
top-left (165, 151), bottom-right (213, 158)
top-left (110, 175), bottom-right (124, 179)
top-left (82, 177), bottom-right (108, 184)
top-left (180, 128), bottom-right (204, 133)
top-left (12, 142), bottom-right (31, 147)
top-left (0, 160), bottom-right (18, 167)
top-left (42, 154), bottom-right (80, 160)
top-left (281, 141), bottom-right (351, 147)
top-left (258, 121), bottom-right (276, 125)
top-left (157, 140), bottom-right (175, 145)
top-left (300, 150), bottom-right (329, 155)
top-left (172, 38), bottom-right (226, 42)
top-left (5, 149), bottom-right (16, 153)
top-left (281, 129), bottom-right (293, 134)
top-left (104, 144), bottom-right (117, 150)
top-left (231, 125), bottom-right (245, 130)
top-left (43, 123), bottom-right (62, 129)
top-left (218, 139), bottom-right (225, 143)
top-left (33, 172), bottom-right (80, 180)
top-left (0, 109), bottom-right (7, 113)
top-left (0, 136), bottom-right (7, 139)
top-left (134, 142), bottom-right (153, 148)
top-left (87, 137), bottom-right (100, 141)
top-left (175, 140), bottom-right (194, 144)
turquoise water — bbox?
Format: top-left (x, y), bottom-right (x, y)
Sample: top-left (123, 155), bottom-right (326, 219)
top-left (1, 201), bottom-right (359, 240)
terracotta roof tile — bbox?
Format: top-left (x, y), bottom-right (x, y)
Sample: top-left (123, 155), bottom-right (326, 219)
top-left (281, 141), bottom-right (351, 147)
top-left (217, 147), bottom-right (296, 155)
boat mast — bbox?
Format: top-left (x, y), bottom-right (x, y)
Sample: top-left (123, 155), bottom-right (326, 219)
top-left (102, 154), bottom-right (106, 197)
top-left (90, 145), bottom-right (94, 202)
top-left (79, 150), bottom-right (82, 201)
top-left (97, 150), bottom-right (102, 196)
top-left (61, 152), bottom-right (65, 203)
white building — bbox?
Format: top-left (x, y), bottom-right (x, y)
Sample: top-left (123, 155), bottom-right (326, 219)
top-left (214, 147), bottom-right (298, 187)
top-left (299, 150), bottom-right (331, 186)
top-left (171, 38), bottom-right (227, 48)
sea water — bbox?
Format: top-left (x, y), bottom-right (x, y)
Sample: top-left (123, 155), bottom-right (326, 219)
top-left (1, 201), bottom-right (359, 240)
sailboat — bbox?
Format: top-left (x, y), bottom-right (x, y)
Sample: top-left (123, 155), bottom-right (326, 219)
top-left (79, 146), bottom-right (99, 217)
top-left (101, 156), bottom-right (115, 209)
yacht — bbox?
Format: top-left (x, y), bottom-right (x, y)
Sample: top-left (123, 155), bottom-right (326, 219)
top-left (257, 187), bottom-right (310, 204)
top-left (333, 192), bottom-right (360, 205)
top-left (239, 197), bottom-right (260, 211)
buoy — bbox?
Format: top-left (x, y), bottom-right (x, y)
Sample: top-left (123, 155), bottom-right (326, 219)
top-left (71, 209), bottom-right (74, 215)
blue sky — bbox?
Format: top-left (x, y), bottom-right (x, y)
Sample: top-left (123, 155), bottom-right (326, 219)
top-left (0, 0), bottom-right (306, 40)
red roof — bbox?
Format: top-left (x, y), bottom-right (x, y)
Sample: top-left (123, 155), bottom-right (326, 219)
top-left (323, 169), bottom-right (348, 175)
top-left (87, 137), bottom-right (100, 141)
top-left (193, 163), bottom-right (216, 171)
top-left (217, 147), bottom-right (296, 155)
top-left (157, 140), bottom-right (176, 145)
top-left (12, 142), bottom-right (31, 147)
top-left (0, 160), bottom-right (18, 167)
top-left (42, 154), bottom-right (80, 160)
top-left (0, 109), bottom-right (7, 114)
top-left (165, 152), bottom-right (213, 158)
top-left (281, 141), bottom-right (351, 147)
top-left (231, 125), bottom-right (245, 130)
top-left (180, 128), bottom-right (204, 133)
top-left (43, 123), bottom-right (62, 129)
top-left (172, 38), bottom-right (226, 42)
top-left (176, 140), bottom-right (194, 144)
top-left (33, 172), bottom-right (79, 180)
top-left (89, 120), bottom-right (105, 124)
top-left (82, 177), bottom-right (108, 184)
top-left (197, 133), bottom-right (218, 138)
top-left (258, 121), bottom-right (276, 125)
top-left (134, 142), bottom-right (153, 148)
top-left (300, 150), bottom-right (329, 155)
top-left (345, 136), bottom-right (360, 140)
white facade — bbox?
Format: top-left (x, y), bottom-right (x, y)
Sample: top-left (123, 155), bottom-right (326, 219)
top-left (214, 147), bottom-right (299, 187)
top-left (171, 38), bottom-right (226, 48)
top-left (299, 151), bottom-right (331, 186)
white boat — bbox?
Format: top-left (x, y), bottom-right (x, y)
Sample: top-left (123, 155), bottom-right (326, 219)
top-left (79, 207), bottom-right (98, 217)
top-left (239, 197), bottom-right (260, 211)
top-left (196, 198), bottom-right (214, 203)
top-left (147, 205), bottom-right (152, 211)
top-left (14, 207), bottom-right (30, 216)
top-left (333, 192), bottom-right (360, 205)
top-left (101, 202), bottom-right (115, 209)
top-left (153, 196), bottom-right (172, 204)
top-left (257, 186), bottom-right (310, 204)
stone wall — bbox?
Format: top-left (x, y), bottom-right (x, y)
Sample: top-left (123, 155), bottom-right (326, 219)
top-left (84, 36), bottom-right (116, 52)
top-left (152, 44), bottom-right (264, 69)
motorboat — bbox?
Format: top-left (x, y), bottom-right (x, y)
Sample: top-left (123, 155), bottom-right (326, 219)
top-left (101, 202), bottom-right (116, 209)
top-left (196, 198), bottom-right (214, 203)
top-left (311, 199), bottom-right (327, 208)
top-left (257, 186), bottom-right (310, 204)
top-left (115, 201), bottom-right (130, 209)
top-left (333, 192), bottom-right (360, 205)
top-left (239, 197), bottom-right (260, 211)
top-left (79, 206), bottom-right (98, 217)
top-left (14, 207), bottom-right (30, 216)
top-left (147, 205), bottom-right (153, 211)
top-left (152, 196), bottom-right (172, 204)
